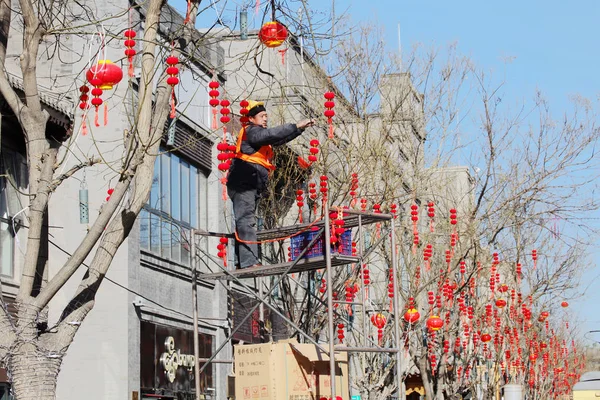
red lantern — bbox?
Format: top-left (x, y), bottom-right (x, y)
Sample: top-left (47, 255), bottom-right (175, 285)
top-left (426, 315), bottom-right (444, 331)
top-left (258, 21), bottom-right (288, 48)
top-left (495, 299), bottom-right (507, 308)
top-left (403, 308), bottom-right (420, 324)
top-left (561, 301), bottom-right (568, 308)
top-left (124, 29), bottom-right (136, 77)
top-left (481, 333), bottom-right (492, 343)
top-left (86, 60), bottom-right (123, 90)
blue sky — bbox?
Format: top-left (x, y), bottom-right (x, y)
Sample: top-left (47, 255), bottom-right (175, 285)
top-left (338, 0), bottom-right (600, 341)
top-left (171, 0), bottom-right (600, 340)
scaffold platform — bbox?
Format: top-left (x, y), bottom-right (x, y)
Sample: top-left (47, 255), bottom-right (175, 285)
top-left (197, 210), bottom-right (392, 280)
top-left (200, 254), bottom-right (359, 280)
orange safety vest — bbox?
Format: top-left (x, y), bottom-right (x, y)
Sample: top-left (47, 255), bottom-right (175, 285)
top-left (234, 126), bottom-right (276, 171)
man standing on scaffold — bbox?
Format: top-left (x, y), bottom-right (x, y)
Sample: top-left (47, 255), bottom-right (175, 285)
top-left (227, 100), bottom-right (315, 269)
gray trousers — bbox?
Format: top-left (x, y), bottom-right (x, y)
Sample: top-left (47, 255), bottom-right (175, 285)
top-left (227, 186), bottom-right (260, 268)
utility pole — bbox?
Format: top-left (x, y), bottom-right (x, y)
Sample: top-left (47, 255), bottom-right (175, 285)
top-left (191, 229), bottom-right (202, 400)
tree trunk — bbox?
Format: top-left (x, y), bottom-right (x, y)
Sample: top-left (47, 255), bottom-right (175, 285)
top-left (7, 342), bottom-right (62, 400)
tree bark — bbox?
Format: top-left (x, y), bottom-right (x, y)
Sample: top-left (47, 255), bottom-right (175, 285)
top-left (8, 342), bottom-right (62, 400)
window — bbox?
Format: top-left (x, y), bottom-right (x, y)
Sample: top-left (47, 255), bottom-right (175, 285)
top-left (0, 147), bottom-right (26, 278)
top-left (139, 148), bottom-right (205, 266)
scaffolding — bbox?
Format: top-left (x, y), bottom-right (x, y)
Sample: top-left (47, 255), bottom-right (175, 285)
top-left (190, 201), bottom-right (404, 400)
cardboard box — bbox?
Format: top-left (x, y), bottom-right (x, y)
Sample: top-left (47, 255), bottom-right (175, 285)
top-left (234, 340), bottom-right (349, 400)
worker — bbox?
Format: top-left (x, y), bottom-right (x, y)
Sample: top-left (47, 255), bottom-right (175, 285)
top-left (227, 100), bottom-right (315, 269)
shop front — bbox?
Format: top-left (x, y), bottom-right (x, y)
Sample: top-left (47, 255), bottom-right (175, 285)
top-left (140, 321), bottom-right (214, 400)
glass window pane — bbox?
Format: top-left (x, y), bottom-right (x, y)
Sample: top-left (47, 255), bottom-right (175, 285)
top-left (181, 160), bottom-right (190, 225)
top-left (139, 209), bottom-right (149, 250)
top-left (150, 154), bottom-right (160, 210)
top-left (181, 228), bottom-right (190, 266)
top-left (0, 220), bottom-right (13, 277)
top-left (190, 165), bottom-right (198, 228)
top-left (170, 154), bottom-right (181, 221)
top-left (161, 218), bottom-right (171, 259)
top-left (150, 213), bottom-right (161, 254)
top-left (171, 224), bottom-right (181, 263)
top-left (160, 152), bottom-right (170, 215)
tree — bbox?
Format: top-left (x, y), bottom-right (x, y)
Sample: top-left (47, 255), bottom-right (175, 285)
top-left (0, 0), bottom-right (207, 398)
top-left (250, 22), bottom-right (599, 400)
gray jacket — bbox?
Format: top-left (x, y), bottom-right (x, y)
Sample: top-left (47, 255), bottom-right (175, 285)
top-left (227, 123), bottom-right (303, 193)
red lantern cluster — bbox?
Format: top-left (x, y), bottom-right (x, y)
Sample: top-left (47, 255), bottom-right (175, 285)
top-left (450, 208), bottom-right (457, 226)
top-left (220, 99), bottom-right (231, 133)
top-left (532, 249), bottom-right (538, 270)
top-left (86, 60), bottom-right (123, 127)
top-left (78, 85), bottom-right (90, 135)
top-left (258, 21), bottom-right (288, 48)
top-left (324, 91), bottom-right (336, 138)
top-left (319, 278), bottom-right (326, 294)
top-left (208, 80), bottom-right (220, 129)
top-left (427, 201), bottom-right (435, 232)
top-left (349, 173), bottom-right (358, 203)
top-left (239, 99), bottom-right (249, 125)
top-left (390, 203), bottom-right (397, 219)
top-left (296, 189), bottom-right (304, 223)
top-left (319, 175), bottom-right (328, 200)
top-left (337, 322), bottom-right (345, 343)
top-left (217, 237), bottom-right (228, 266)
top-left (387, 268), bottom-right (394, 311)
top-left (362, 265), bottom-right (370, 286)
top-left (360, 198), bottom-right (367, 212)
top-left (404, 297), bottom-right (420, 324)
top-left (330, 211), bottom-right (345, 252)
top-left (105, 187), bottom-right (114, 202)
top-left (165, 56), bottom-right (180, 118)
top-left (423, 243), bottom-right (432, 271)
top-left (308, 139), bottom-right (320, 163)
top-left (123, 29), bottom-right (136, 77)
top-left (371, 313), bottom-right (386, 342)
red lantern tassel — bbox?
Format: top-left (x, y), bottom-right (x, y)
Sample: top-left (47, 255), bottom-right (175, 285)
top-left (328, 120), bottom-right (334, 138)
top-left (278, 49), bottom-right (287, 65)
top-left (94, 107), bottom-right (100, 127)
top-left (221, 176), bottom-right (228, 201)
top-left (183, 0), bottom-right (192, 24)
top-left (430, 219), bottom-right (434, 232)
top-left (298, 209), bottom-right (303, 224)
top-left (255, 0), bottom-right (260, 15)
top-left (212, 109), bottom-right (218, 130)
top-left (170, 90), bottom-right (176, 118)
top-left (128, 57), bottom-right (134, 77)
top-left (81, 116), bottom-right (88, 136)
top-left (104, 101), bottom-right (108, 126)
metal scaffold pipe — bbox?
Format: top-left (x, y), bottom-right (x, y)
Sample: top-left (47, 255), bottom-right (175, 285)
top-left (390, 218), bottom-right (403, 397)
top-left (191, 229), bottom-right (202, 400)
top-left (324, 199), bottom-right (337, 400)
